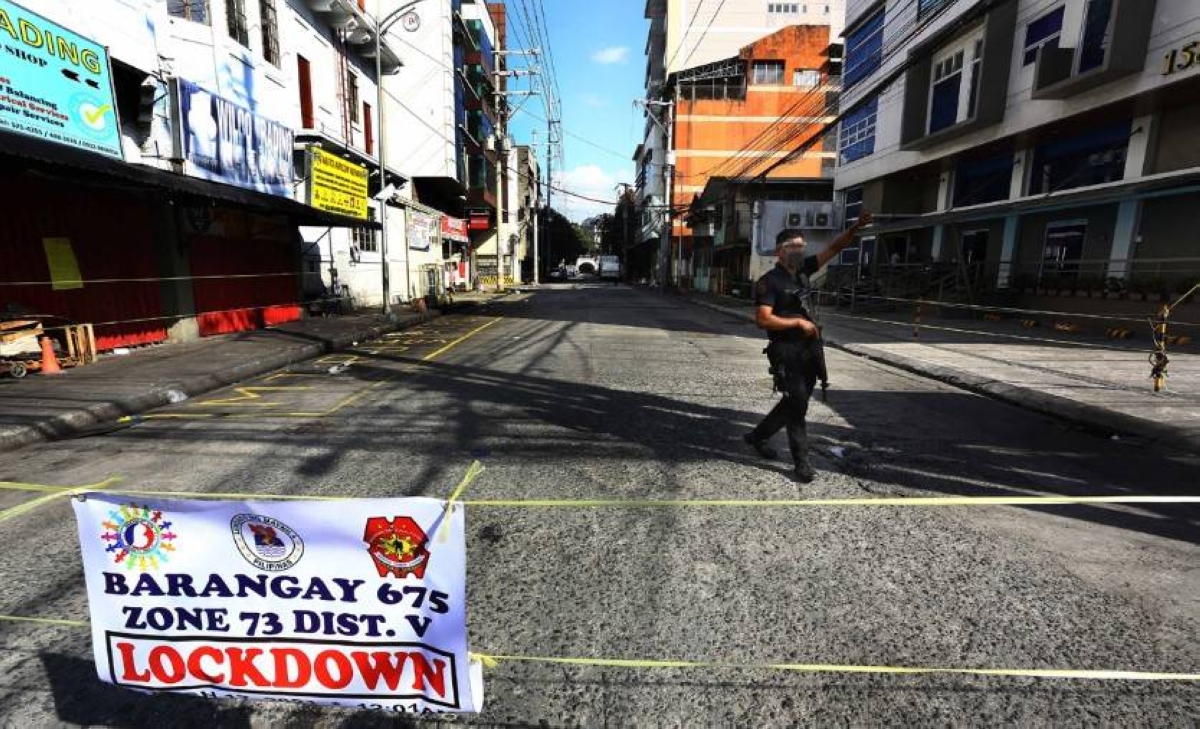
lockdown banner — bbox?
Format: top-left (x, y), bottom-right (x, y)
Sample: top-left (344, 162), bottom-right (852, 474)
top-left (71, 494), bottom-right (483, 715)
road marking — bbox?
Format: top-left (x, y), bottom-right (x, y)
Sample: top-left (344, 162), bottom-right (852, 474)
top-left (423, 318), bottom-right (502, 361)
top-left (190, 386), bottom-right (312, 408)
top-left (469, 652), bottom-right (1200, 682)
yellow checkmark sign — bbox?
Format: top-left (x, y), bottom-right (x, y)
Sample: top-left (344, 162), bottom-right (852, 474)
top-left (82, 104), bottom-right (111, 125)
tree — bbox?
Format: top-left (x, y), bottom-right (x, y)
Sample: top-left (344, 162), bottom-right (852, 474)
top-left (542, 207), bottom-right (585, 268)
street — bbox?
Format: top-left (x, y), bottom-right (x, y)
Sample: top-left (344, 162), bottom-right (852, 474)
top-left (1, 283), bottom-right (1198, 726)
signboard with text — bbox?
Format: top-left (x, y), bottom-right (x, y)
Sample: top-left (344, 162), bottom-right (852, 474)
top-left (441, 216), bottom-right (469, 243)
top-left (72, 494), bottom-right (483, 714)
top-left (0, 0), bottom-right (123, 158)
top-left (176, 79), bottom-right (293, 197)
top-left (307, 146), bottom-right (368, 220)
top-left (408, 209), bottom-right (437, 252)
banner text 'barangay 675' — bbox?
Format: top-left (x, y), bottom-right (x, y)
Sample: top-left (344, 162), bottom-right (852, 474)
top-left (72, 495), bottom-right (483, 715)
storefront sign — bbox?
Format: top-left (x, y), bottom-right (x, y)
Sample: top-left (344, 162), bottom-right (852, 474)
top-left (408, 209), bottom-right (437, 251)
top-left (176, 79), bottom-right (293, 197)
top-left (72, 494), bottom-right (483, 713)
top-left (0, 0), bottom-right (123, 158)
top-left (306, 147), bottom-right (368, 220)
top-left (441, 216), bottom-right (469, 243)
top-left (468, 212), bottom-right (490, 231)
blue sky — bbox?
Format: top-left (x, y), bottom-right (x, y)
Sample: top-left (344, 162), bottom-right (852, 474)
top-left (505, 0), bottom-right (646, 221)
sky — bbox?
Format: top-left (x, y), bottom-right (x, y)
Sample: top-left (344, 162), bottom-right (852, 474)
top-left (504, 0), bottom-right (646, 222)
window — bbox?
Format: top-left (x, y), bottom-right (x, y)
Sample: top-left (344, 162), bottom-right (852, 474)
top-left (260, 0), bottom-right (280, 66)
top-left (297, 55), bottom-right (314, 128)
top-left (168, 0), bottom-right (209, 23)
top-left (1077, 0), bottom-right (1113, 73)
top-left (751, 60), bottom-right (785, 85)
top-left (844, 10), bottom-right (883, 88)
top-left (919, 0), bottom-right (952, 18)
top-left (1028, 122), bottom-right (1129, 194)
top-left (346, 72), bottom-right (359, 124)
top-left (843, 186), bottom-right (863, 227)
top-left (961, 230), bottom-right (988, 263)
top-left (353, 209), bottom-right (379, 253)
top-left (793, 69), bottom-right (820, 88)
top-left (927, 32), bottom-right (983, 134)
top-left (1041, 221), bottom-right (1086, 278)
top-left (363, 102), bottom-right (374, 155)
top-left (953, 153), bottom-right (1012, 207)
top-left (1023, 6), bottom-right (1064, 66)
top-left (767, 3), bottom-right (800, 12)
top-left (839, 96), bottom-right (877, 163)
top-left (226, 0), bottom-right (249, 46)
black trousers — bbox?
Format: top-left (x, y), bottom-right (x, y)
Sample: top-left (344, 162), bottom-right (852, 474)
top-left (751, 343), bottom-right (817, 467)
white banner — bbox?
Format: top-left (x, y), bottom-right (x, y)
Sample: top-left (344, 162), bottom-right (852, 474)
top-left (71, 494), bottom-right (482, 715)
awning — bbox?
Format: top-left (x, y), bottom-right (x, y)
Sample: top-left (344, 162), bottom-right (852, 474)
top-left (862, 169), bottom-right (1200, 236)
top-left (0, 130), bottom-right (377, 229)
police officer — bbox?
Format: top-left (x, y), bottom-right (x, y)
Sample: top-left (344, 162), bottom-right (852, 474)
top-left (744, 211), bottom-right (873, 483)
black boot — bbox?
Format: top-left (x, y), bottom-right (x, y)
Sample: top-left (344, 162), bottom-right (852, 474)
top-left (743, 432), bottom-right (778, 460)
top-left (787, 425), bottom-right (815, 483)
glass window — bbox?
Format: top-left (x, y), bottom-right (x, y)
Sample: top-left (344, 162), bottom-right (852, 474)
top-left (953, 153), bottom-right (1012, 207)
top-left (168, 0), bottom-right (209, 24)
top-left (346, 72), bottom-right (359, 124)
top-left (1028, 122), bottom-right (1129, 194)
top-left (354, 209), bottom-right (379, 253)
top-left (226, 0), bottom-right (249, 46)
top-left (751, 60), bottom-right (786, 85)
top-left (839, 96), bottom-right (877, 164)
top-left (1042, 222), bottom-right (1086, 278)
top-left (928, 32), bottom-right (983, 134)
top-left (919, 0), bottom-right (952, 18)
top-left (845, 10), bottom-right (883, 88)
top-left (793, 69), bottom-right (820, 88)
top-left (1078, 0), bottom-right (1114, 73)
top-left (259, 0), bottom-right (280, 66)
top-left (1023, 6), bottom-right (1064, 66)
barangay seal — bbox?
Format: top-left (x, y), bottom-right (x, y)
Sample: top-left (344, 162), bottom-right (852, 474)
top-left (100, 504), bottom-right (177, 571)
top-left (231, 514), bottom-right (304, 571)
top-left (363, 516), bottom-right (430, 578)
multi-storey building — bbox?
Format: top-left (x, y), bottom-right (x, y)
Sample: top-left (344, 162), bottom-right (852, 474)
top-left (513, 144), bottom-right (540, 280)
top-left (635, 0), bottom-right (845, 285)
top-left (834, 0), bottom-right (1200, 316)
top-left (0, 0), bottom-right (391, 350)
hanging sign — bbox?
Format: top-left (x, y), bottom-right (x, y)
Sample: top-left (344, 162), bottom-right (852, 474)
top-left (440, 215), bottom-right (469, 243)
top-left (408, 209), bottom-right (437, 251)
top-left (0, 0), bottom-right (123, 158)
top-left (72, 494), bottom-right (483, 714)
top-left (307, 146), bottom-right (369, 220)
top-left (175, 78), bottom-right (294, 197)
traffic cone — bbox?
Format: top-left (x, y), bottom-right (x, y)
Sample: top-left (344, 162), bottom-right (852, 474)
top-left (39, 336), bottom-right (63, 375)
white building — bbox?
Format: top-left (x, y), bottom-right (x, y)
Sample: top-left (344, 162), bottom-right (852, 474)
top-left (834, 0), bottom-right (1200, 312)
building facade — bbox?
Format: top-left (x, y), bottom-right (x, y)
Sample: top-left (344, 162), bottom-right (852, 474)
top-left (635, 0), bottom-right (845, 285)
top-left (834, 0), bottom-right (1200, 314)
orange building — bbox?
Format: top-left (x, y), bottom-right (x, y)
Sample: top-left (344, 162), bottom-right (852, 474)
top-left (666, 25), bottom-right (838, 291)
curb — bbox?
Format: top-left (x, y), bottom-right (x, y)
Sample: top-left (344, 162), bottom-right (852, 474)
top-left (0, 311), bottom-right (440, 454)
top-left (673, 292), bottom-right (1200, 453)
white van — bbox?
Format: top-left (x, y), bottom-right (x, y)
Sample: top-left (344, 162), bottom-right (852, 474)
top-left (598, 255), bottom-right (621, 281)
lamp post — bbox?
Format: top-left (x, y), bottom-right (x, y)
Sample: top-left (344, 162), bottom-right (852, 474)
top-left (374, 0), bottom-right (428, 314)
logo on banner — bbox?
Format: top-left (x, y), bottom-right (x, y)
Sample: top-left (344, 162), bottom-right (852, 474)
top-left (100, 504), bottom-right (177, 570)
top-left (363, 516), bottom-right (430, 578)
top-left (230, 514), bottom-right (304, 571)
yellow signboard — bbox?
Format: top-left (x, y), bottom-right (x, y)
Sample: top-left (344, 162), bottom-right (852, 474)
top-left (42, 237), bottom-right (83, 290)
top-left (306, 147), bottom-right (369, 220)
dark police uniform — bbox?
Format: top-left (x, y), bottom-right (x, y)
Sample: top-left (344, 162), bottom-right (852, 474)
top-left (749, 257), bottom-right (822, 475)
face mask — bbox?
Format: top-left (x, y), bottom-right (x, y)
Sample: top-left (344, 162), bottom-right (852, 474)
top-left (784, 250), bottom-right (806, 270)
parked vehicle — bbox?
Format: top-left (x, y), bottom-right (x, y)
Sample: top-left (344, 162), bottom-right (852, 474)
top-left (598, 255), bottom-right (621, 281)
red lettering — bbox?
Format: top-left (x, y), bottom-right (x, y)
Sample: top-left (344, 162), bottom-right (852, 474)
top-left (271, 648), bottom-right (311, 689)
top-left (186, 646), bottom-right (225, 684)
top-left (408, 653), bottom-right (447, 698)
top-left (351, 651), bottom-right (406, 691)
top-left (313, 650), bottom-right (354, 689)
top-left (225, 648), bottom-right (270, 687)
top-left (148, 646), bottom-right (186, 684)
top-left (114, 642), bottom-right (151, 683)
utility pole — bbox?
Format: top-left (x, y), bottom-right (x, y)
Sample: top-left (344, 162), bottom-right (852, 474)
top-left (662, 89), bottom-right (676, 287)
top-left (545, 117), bottom-right (553, 280)
top-left (492, 51), bottom-right (539, 293)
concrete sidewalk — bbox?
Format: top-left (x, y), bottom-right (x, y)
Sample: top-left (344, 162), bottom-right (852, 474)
top-left (0, 311), bottom-right (441, 454)
top-left (678, 290), bottom-right (1200, 453)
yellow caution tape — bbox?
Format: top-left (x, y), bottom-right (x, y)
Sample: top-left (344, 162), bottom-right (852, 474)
top-left (468, 652), bottom-right (1200, 682)
top-left (0, 477), bottom-right (122, 523)
top-left (0, 614), bottom-right (87, 628)
top-left (437, 460), bottom-right (485, 544)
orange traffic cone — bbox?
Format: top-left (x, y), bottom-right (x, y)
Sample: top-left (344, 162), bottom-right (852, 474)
top-left (39, 336), bottom-right (63, 375)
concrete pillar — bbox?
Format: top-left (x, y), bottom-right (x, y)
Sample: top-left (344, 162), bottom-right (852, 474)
top-left (156, 204), bottom-right (199, 342)
top-left (1010, 148), bottom-right (1030, 199)
top-left (997, 215), bottom-right (1020, 288)
top-left (931, 170), bottom-right (953, 260)
top-left (1108, 199), bottom-right (1141, 280)
top-left (1123, 114), bottom-right (1157, 179)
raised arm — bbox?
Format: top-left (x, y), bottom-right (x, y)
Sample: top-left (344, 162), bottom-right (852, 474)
top-left (816, 210), bottom-right (874, 269)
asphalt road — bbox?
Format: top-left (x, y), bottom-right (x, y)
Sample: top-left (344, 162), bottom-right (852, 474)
top-left (0, 283), bottom-right (1197, 727)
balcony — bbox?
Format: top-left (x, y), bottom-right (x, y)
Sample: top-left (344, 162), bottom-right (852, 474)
top-left (899, 0), bottom-right (1017, 151)
top-left (305, 0), bottom-right (401, 74)
top-left (1032, 0), bottom-right (1156, 100)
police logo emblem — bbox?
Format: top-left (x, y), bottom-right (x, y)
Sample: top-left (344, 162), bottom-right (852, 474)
top-left (231, 514), bottom-right (304, 571)
top-left (363, 516), bottom-right (430, 578)
top-left (101, 504), bottom-right (177, 570)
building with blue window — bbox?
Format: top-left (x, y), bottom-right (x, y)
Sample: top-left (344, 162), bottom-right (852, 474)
top-left (832, 0), bottom-right (1200, 318)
